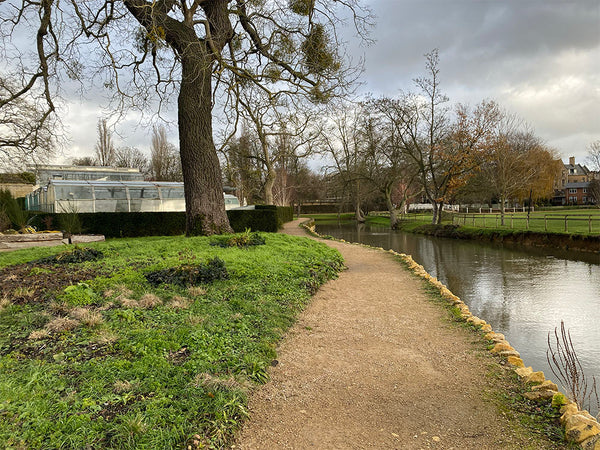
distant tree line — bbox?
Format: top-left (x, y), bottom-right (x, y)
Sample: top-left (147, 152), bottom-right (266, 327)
top-left (222, 50), bottom-right (569, 226)
top-left (72, 119), bottom-right (182, 182)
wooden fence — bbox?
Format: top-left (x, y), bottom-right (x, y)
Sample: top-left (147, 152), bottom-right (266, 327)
top-left (451, 213), bottom-right (600, 234)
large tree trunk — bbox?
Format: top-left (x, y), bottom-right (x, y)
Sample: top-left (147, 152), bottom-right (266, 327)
top-left (355, 200), bottom-right (365, 223)
top-left (431, 200), bottom-right (439, 224)
top-left (124, 0), bottom-right (233, 236)
top-left (385, 187), bottom-right (399, 229)
top-left (354, 180), bottom-right (365, 223)
top-left (179, 54), bottom-right (232, 236)
top-left (263, 163), bottom-right (276, 205)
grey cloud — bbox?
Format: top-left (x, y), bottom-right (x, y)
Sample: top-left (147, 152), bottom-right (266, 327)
top-left (349, 0), bottom-right (600, 158)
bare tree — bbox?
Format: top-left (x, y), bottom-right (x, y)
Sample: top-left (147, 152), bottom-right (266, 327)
top-left (0, 1), bottom-right (371, 235)
top-left (149, 126), bottom-right (182, 181)
top-left (115, 146), bottom-right (149, 174)
top-left (221, 126), bottom-right (263, 206)
top-left (587, 140), bottom-right (600, 172)
top-left (0, 78), bottom-right (58, 170)
top-left (72, 156), bottom-right (96, 166)
top-left (589, 179), bottom-right (600, 207)
top-left (366, 98), bottom-right (421, 228)
top-left (383, 50), bottom-right (501, 224)
top-left (235, 87), bottom-right (318, 205)
top-left (94, 119), bottom-right (116, 166)
top-left (320, 101), bottom-right (372, 222)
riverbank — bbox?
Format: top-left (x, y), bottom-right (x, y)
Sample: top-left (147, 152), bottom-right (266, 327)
top-left (402, 222), bottom-right (600, 253)
top-left (354, 214), bottom-right (600, 253)
top-left (234, 220), bottom-right (576, 449)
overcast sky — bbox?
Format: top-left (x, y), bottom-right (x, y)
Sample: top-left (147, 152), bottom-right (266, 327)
top-left (60, 0), bottom-right (600, 167)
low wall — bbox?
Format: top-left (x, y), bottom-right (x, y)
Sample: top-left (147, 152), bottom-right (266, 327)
top-left (0, 232), bottom-right (62, 243)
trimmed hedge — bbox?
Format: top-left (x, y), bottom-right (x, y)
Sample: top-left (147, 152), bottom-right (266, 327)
top-left (276, 205), bottom-right (294, 224)
top-left (30, 212), bottom-right (186, 238)
top-left (29, 206), bottom-right (295, 238)
top-left (228, 209), bottom-right (278, 233)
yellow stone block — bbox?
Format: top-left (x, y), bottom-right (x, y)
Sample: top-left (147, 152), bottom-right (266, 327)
top-left (560, 403), bottom-right (580, 423)
top-left (467, 316), bottom-right (487, 327)
top-left (484, 332), bottom-right (505, 342)
top-left (565, 414), bottom-right (600, 444)
top-left (523, 390), bottom-right (556, 401)
top-left (506, 356), bottom-right (525, 367)
top-left (515, 366), bottom-right (534, 378)
top-left (480, 324), bottom-right (493, 333)
top-left (532, 380), bottom-right (559, 392)
top-left (580, 435), bottom-right (600, 450)
top-left (490, 341), bottom-right (514, 354)
top-left (524, 371), bottom-right (546, 385)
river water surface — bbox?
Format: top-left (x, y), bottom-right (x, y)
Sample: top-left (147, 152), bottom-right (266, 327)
top-left (316, 221), bottom-right (600, 414)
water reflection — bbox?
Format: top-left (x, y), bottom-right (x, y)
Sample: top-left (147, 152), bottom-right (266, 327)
top-left (318, 221), bottom-right (600, 414)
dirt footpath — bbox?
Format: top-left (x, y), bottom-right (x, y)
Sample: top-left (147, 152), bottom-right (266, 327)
top-left (233, 220), bottom-right (554, 449)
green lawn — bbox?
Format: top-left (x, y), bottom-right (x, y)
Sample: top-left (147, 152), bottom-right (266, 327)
top-left (0, 233), bottom-right (343, 449)
top-left (303, 208), bottom-right (600, 236)
top-left (450, 209), bottom-right (600, 235)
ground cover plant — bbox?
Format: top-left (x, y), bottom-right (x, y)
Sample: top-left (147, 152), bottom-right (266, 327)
top-left (0, 233), bottom-right (344, 449)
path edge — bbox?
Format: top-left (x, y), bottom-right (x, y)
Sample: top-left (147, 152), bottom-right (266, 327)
top-left (297, 218), bottom-right (600, 449)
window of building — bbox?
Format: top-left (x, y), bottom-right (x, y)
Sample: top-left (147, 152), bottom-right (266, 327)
top-left (54, 185), bottom-right (93, 200)
top-left (569, 188), bottom-right (577, 194)
top-left (129, 187), bottom-right (159, 199)
top-left (94, 186), bottom-right (127, 199)
top-left (160, 187), bottom-right (185, 198)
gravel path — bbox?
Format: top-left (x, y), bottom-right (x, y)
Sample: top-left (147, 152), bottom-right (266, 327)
top-left (232, 220), bottom-right (553, 449)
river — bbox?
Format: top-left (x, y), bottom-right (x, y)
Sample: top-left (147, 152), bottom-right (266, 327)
top-left (316, 221), bottom-right (600, 415)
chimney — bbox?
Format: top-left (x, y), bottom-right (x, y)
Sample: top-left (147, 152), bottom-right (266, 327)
top-left (569, 156), bottom-right (575, 166)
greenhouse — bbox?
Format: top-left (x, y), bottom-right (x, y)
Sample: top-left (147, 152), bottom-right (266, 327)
top-left (27, 164), bottom-right (145, 185)
top-left (25, 180), bottom-right (240, 213)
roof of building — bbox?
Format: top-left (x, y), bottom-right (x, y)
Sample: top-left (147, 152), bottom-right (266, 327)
top-left (44, 179), bottom-right (182, 188)
top-left (564, 163), bottom-right (591, 175)
top-left (565, 182), bottom-right (590, 188)
top-left (27, 164), bottom-right (142, 174)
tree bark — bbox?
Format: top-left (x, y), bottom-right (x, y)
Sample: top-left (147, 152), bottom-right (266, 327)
top-left (264, 167), bottom-right (276, 205)
top-left (123, 0), bottom-right (233, 236)
top-left (385, 187), bottom-right (398, 229)
top-left (354, 180), bottom-right (365, 222)
top-left (431, 200), bottom-right (439, 224)
top-left (178, 53), bottom-right (232, 235)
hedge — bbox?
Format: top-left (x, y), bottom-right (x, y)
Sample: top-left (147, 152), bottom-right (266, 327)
top-left (29, 206), bottom-right (294, 238)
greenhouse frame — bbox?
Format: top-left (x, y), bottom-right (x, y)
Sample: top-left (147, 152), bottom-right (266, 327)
top-left (25, 180), bottom-right (240, 213)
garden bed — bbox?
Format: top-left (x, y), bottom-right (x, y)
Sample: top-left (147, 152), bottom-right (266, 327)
top-left (0, 233), bottom-right (343, 448)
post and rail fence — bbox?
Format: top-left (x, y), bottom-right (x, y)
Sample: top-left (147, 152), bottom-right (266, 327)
top-left (451, 213), bottom-right (600, 234)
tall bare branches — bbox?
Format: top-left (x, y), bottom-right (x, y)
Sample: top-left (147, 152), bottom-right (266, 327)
top-left (0, 0), bottom-right (371, 233)
top-left (547, 321), bottom-right (599, 415)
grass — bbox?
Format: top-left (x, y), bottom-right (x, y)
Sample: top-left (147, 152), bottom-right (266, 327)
top-left (451, 209), bottom-right (600, 235)
top-left (303, 208), bottom-right (600, 237)
top-left (0, 233), bottom-right (344, 449)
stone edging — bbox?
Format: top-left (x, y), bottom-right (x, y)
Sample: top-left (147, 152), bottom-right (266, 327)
top-left (299, 219), bottom-right (600, 449)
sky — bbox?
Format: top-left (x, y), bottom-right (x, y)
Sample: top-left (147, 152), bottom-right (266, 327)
top-left (58, 0), bottom-right (600, 168)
